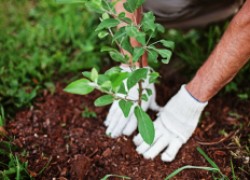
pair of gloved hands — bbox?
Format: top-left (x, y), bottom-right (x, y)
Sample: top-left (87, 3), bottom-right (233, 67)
top-left (104, 66), bottom-right (207, 162)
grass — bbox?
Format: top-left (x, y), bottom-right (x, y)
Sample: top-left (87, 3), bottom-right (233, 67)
top-left (165, 147), bottom-right (229, 180)
top-left (0, 141), bottom-right (31, 180)
top-left (0, 0), bottom-right (106, 115)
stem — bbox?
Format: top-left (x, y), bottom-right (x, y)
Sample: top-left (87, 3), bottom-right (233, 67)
top-left (90, 82), bottom-right (137, 103)
top-left (137, 6), bottom-right (144, 107)
top-left (137, 56), bottom-right (144, 106)
top-left (107, 26), bottom-right (126, 56)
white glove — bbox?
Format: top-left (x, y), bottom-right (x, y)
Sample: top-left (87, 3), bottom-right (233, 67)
top-left (104, 66), bottom-right (161, 138)
top-left (133, 85), bottom-right (208, 162)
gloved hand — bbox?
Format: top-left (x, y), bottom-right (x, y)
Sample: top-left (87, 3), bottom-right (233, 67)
top-left (104, 66), bottom-right (161, 138)
top-left (133, 85), bottom-right (208, 162)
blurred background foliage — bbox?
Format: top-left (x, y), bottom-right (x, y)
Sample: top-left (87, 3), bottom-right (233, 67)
top-left (0, 0), bottom-right (249, 116)
top-left (0, 0), bottom-right (108, 114)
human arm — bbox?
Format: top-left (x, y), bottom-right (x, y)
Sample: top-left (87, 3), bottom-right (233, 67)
top-left (134, 0), bottom-right (250, 161)
top-left (186, 0), bottom-right (250, 102)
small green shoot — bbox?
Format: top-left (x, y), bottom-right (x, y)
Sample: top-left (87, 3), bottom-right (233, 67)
top-left (165, 147), bottom-right (229, 180)
top-left (165, 165), bottom-right (219, 180)
top-left (101, 174), bottom-right (131, 180)
top-left (82, 107), bottom-right (97, 118)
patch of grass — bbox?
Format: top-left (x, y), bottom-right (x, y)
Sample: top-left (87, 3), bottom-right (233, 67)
top-left (0, 0), bottom-right (106, 115)
top-left (0, 141), bottom-right (31, 180)
top-left (82, 107), bottom-right (97, 118)
top-left (165, 147), bottom-right (229, 180)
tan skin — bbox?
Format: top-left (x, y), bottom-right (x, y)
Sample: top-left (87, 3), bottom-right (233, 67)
top-left (115, 0), bottom-right (250, 102)
top-left (186, 0), bottom-right (250, 101)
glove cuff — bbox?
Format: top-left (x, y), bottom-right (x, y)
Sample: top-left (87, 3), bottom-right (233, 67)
top-left (160, 84), bottom-right (208, 142)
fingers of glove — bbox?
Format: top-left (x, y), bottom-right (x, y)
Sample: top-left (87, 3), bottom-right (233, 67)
top-left (122, 115), bottom-right (137, 136)
top-left (110, 115), bottom-right (130, 138)
top-left (106, 109), bottom-right (123, 136)
top-left (143, 135), bottom-right (171, 159)
top-left (135, 130), bottom-right (163, 154)
top-left (104, 101), bottom-right (119, 126)
top-left (132, 120), bottom-right (162, 146)
top-left (149, 100), bottom-right (162, 112)
top-left (133, 134), bottom-right (143, 146)
top-left (161, 137), bottom-right (183, 162)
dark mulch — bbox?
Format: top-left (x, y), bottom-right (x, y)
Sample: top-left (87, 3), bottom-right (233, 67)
top-left (5, 66), bottom-right (250, 180)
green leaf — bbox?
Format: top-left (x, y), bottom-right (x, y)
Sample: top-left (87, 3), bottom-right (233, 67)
top-left (160, 40), bottom-right (175, 50)
top-left (147, 49), bottom-right (158, 63)
top-left (135, 32), bottom-right (146, 45)
top-left (64, 79), bottom-right (94, 95)
top-left (112, 27), bottom-right (126, 42)
top-left (98, 31), bottom-right (109, 39)
top-left (110, 72), bottom-right (129, 90)
top-left (100, 81), bottom-right (112, 91)
top-left (119, 100), bottom-right (133, 117)
top-left (118, 12), bottom-right (132, 24)
top-left (156, 23), bottom-right (165, 33)
top-left (109, 51), bottom-right (127, 63)
top-left (117, 82), bottom-right (127, 95)
top-left (118, 12), bottom-right (126, 18)
top-left (56, 0), bottom-right (86, 4)
top-left (125, 26), bottom-right (146, 45)
top-left (94, 95), bottom-right (114, 107)
top-left (134, 106), bottom-right (155, 145)
top-left (132, 47), bottom-right (145, 62)
top-left (96, 18), bottom-right (119, 31)
top-left (84, 0), bottom-right (104, 13)
top-left (82, 71), bottom-right (91, 79)
top-left (102, 13), bottom-right (110, 19)
top-left (125, 26), bottom-right (138, 37)
top-left (155, 48), bottom-right (172, 58)
top-left (123, 0), bottom-right (145, 13)
top-left (101, 46), bottom-right (119, 53)
top-left (146, 88), bottom-right (152, 96)
top-left (127, 68), bottom-right (148, 90)
top-left (141, 12), bottom-right (156, 32)
top-left (121, 37), bottom-right (133, 54)
top-left (97, 74), bottom-right (109, 85)
top-left (149, 46), bottom-right (172, 64)
top-left (149, 72), bottom-right (159, 83)
top-left (90, 68), bottom-right (98, 82)
top-left (141, 94), bottom-right (148, 101)
top-left (105, 67), bottom-right (122, 76)
top-left (162, 57), bottom-right (171, 64)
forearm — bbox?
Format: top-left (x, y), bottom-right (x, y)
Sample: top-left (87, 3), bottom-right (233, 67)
top-left (114, 0), bottom-right (147, 66)
top-left (186, 0), bottom-right (250, 102)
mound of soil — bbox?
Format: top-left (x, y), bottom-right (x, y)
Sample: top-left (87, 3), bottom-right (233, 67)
top-left (5, 66), bottom-right (250, 179)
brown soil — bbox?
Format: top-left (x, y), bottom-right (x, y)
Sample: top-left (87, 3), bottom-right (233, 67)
top-left (4, 66), bottom-right (250, 180)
